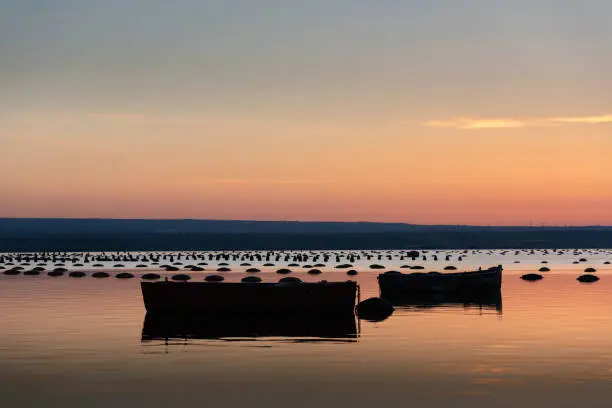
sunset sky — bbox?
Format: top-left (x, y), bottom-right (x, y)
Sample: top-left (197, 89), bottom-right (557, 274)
top-left (1, 1), bottom-right (611, 225)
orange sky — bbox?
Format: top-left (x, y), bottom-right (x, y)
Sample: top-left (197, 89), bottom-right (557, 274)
top-left (1, 2), bottom-right (611, 225)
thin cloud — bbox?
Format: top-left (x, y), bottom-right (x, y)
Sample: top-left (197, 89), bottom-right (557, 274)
top-left (424, 118), bottom-right (528, 130)
top-left (424, 113), bottom-right (612, 130)
top-left (549, 114), bottom-right (612, 124)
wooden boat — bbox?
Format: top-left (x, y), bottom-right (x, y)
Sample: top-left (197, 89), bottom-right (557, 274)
top-left (141, 280), bottom-right (358, 315)
top-left (378, 265), bottom-right (502, 296)
top-left (141, 312), bottom-right (358, 341)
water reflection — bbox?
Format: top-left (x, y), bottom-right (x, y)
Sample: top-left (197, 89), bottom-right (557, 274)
top-left (141, 312), bottom-right (359, 343)
top-left (381, 290), bottom-right (502, 314)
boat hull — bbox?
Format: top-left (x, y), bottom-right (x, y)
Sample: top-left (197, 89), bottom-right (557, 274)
top-left (378, 265), bottom-right (502, 296)
top-left (141, 281), bottom-right (358, 315)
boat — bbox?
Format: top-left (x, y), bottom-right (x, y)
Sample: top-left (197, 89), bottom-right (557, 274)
top-left (377, 265), bottom-right (502, 296)
top-left (141, 280), bottom-right (358, 315)
top-left (141, 312), bottom-right (358, 342)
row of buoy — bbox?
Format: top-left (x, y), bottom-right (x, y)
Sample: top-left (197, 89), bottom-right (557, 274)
top-left (521, 273), bottom-right (600, 283)
top-left (1, 269), bottom-right (329, 283)
top-left (538, 267), bottom-right (597, 272)
top-left (3, 266), bottom-right (360, 276)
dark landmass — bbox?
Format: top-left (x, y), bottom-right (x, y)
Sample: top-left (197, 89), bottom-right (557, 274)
top-left (0, 218), bottom-right (611, 252)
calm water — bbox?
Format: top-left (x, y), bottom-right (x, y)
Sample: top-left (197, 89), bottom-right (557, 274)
top-left (1, 249), bottom-right (612, 408)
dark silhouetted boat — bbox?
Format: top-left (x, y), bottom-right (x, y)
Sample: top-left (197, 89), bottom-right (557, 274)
top-left (378, 265), bottom-right (502, 296)
top-left (141, 312), bottom-right (358, 342)
top-left (141, 280), bottom-right (358, 315)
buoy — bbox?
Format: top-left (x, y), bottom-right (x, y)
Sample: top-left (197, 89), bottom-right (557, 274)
top-left (307, 269), bottom-right (322, 275)
top-left (444, 266), bottom-right (457, 270)
top-left (578, 274), bottom-right (599, 283)
top-left (347, 270), bottom-right (358, 276)
top-left (69, 271), bottom-right (87, 278)
top-left (356, 297), bottom-right (394, 322)
top-left (335, 264), bottom-right (352, 269)
top-left (383, 270), bottom-right (402, 276)
top-left (584, 267), bottom-right (597, 273)
top-left (279, 277), bottom-right (302, 283)
top-left (23, 270), bottom-right (41, 276)
top-left (141, 273), bottom-right (161, 280)
top-left (539, 267), bottom-right (551, 272)
top-left (171, 274), bottom-right (191, 281)
top-left (370, 264), bottom-right (385, 269)
top-left (116, 272), bottom-right (134, 279)
top-left (92, 272), bottom-right (110, 278)
top-left (245, 268), bottom-right (261, 273)
top-left (217, 267), bottom-right (231, 272)
top-left (47, 270), bottom-right (64, 277)
top-left (205, 275), bottom-right (224, 282)
top-left (241, 276), bottom-right (262, 283)
top-left (521, 273), bottom-right (543, 281)
top-left (276, 268), bottom-right (292, 275)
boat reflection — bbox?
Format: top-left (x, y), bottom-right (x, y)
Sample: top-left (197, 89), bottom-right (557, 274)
top-left (381, 290), bottom-right (502, 314)
top-left (141, 312), bottom-right (359, 343)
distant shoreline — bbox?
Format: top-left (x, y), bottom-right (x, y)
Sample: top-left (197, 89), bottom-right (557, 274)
top-left (1, 218), bottom-right (611, 252)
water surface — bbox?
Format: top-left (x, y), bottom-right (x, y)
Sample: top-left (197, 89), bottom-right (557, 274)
top-left (1, 249), bottom-right (612, 408)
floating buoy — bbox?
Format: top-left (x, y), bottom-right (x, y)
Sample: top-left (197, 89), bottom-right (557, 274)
top-left (347, 270), bottom-right (358, 276)
top-left (136, 264), bottom-right (148, 268)
top-left (382, 270), bottom-right (402, 276)
top-left (23, 270), bottom-right (40, 276)
top-left (263, 263), bottom-right (275, 267)
top-left (584, 267), bottom-right (597, 273)
top-left (356, 297), bottom-right (394, 322)
top-left (171, 274), bottom-right (191, 281)
top-left (217, 267), bottom-right (231, 272)
top-left (47, 270), bottom-right (64, 277)
top-left (578, 274), bottom-right (599, 283)
top-left (141, 273), bottom-right (161, 280)
top-left (164, 266), bottom-right (180, 272)
top-left (370, 264), bottom-right (385, 269)
top-left (539, 267), bottom-right (551, 272)
top-left (307, 269), bottom-right (322, 275)
top-left (444, 266), bottom-right (457, 270)
top-left (4, 269), bottom-right (20, 275)
top-left (69, 271), bottom-right (86, 278)
top-left (276, 268), bottom-right (292, 275)
top-left (279, 277), bottom-right (302, 283)
top-left (116, 272), bottom-right (134, 279)
top-left (114, 264), bottom-right (125, 268)
top-left (92, 272), bottom-right (110, 278)
top-left (205, 275), bottom-right (224, 282)
top-left (241, 276), bottom-right (262, 283)
top-left (245, 268), bottom-right (261, 273)
top-left (411, 265), bottom-right (425, 270)
top-left (521, 273), bottom-right (543, 281)
top-left (335, 264), bottom-right (352, 269)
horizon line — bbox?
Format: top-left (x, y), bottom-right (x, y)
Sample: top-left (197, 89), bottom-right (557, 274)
top-left (1, 217), bottom-right (610, 229)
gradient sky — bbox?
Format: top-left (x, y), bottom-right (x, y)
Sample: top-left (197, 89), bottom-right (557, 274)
top-left (1, 0), bottom-right (611, 225)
